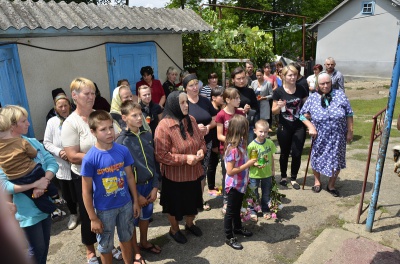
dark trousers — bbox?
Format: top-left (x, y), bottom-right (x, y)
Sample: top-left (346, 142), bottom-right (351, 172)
top-left (11, 164), bottom-right (57, 214)
top-left (206, 151), bottom-right (219, 190)
top-left (220, 154), bottom-right (228, 204)
top-left (24, 216), bottom-right (51, 264)
top-left (58, 178), bottom-right (78, 215)
top-left (71, 171), bottom-right (97, 245)
top-left (277, 123), bottom-right (306, 180)
top-left (224, 188), bottom-right (244, 239)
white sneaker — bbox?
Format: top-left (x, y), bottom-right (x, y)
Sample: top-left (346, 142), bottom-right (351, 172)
top-left (67, 214), bottom-right (78, 230)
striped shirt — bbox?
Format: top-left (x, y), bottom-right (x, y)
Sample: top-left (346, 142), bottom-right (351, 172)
top-left (154, 116), bottom-right (206, 182)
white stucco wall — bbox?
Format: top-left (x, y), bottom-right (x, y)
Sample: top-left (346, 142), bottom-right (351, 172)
top-left (0, 34), bottom-right (183, 140)
top-left (315, 0), bottom-right (400, 79)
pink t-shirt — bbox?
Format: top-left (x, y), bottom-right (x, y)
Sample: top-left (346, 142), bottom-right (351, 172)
top-left (264, 74), bottom-right (277, 86)
top-left (215, 108), bottom-right (245, 154)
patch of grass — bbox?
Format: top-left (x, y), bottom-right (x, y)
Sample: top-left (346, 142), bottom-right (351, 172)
top-left (347, 87), bottom-right (353, 90)
top-left (274, 254), bottom-right (294, 264)
top-left (312, 227), bottom-right (325, 237)
top-left (350, 152), bottom-right (374, 162)
top-left (338, 195), bottom-right (361, 208)
top-left (350, 98), bottom-right (400, 148)
top-left (383, 85), bottom-right (390, 89)
top-left (378, 206), bottom-right (389, 214)
top-left (356, 87), bottom-right (366, 90)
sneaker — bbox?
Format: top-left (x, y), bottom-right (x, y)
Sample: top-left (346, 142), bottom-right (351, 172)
top-left (54, 198), bottom-right (66, 205)
top-left (68, 214), bottom-right (79, 230)
top-left (234, 227), bottom-right (253, 237)
top-left (51, 208), bottom-right (66, 221)
top-left (225, 237), bottom-right (243, 250)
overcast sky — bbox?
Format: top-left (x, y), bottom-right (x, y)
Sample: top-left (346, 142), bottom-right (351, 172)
top-left (129, 0), bottom-right (169, 8)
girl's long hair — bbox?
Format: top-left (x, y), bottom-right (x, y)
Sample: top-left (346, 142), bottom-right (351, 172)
top-left (224, 114), bottom-right (249, 158)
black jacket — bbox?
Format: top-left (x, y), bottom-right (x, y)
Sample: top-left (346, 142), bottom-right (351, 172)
top-left (116, 127), bottom-right (160, 188)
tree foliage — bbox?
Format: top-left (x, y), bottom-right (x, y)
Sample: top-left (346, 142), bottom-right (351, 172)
top-left (181, 9), bottom-right (274, 80)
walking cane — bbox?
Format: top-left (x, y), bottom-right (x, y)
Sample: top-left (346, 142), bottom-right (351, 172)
top-left (302, 139), bottom-right (314, 190)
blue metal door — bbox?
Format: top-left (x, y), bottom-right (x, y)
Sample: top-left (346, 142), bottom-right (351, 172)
top-left (106, 42), bottom-right (158, 97)
top-left (0, 44), bottom-right (34, 137)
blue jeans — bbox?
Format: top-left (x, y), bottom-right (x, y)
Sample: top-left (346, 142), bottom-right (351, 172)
top-left (249, 177), bottom-right (272, 213)
top-left (24, 216), bottom-right (51, 264)
top-left (95, 201), bottom-right (134, 253)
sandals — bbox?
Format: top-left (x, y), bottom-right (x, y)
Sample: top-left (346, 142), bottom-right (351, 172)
top-left (112, 248), bottom-right (123, 260)
top-left (263, 213), bottom-right (272, 220)
top-left (279, 179), bottom-right (288, 187)
top-left (139, 243), bottom-right (161, 254)
top-left (291, 181), bottom-right (300, 190)
top-left (312, 185), bottom-right (322, 193)
top-left (133, 256), bottom-right (146, 264)
top-left (326, 187), bottom-right (340, 197)
top-left (250, 214), bottom-right (258, 222)
top-left (203, 202), bottom-right (211, 211)
top-left (87, 257), bottom-right (99, 264)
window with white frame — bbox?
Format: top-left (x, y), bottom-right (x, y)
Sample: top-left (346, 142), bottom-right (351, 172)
top-left (361, 1), bottom-right (375, 15)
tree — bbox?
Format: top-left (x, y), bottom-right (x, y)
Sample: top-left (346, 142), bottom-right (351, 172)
top-left (181, 9), bottom-right (274, 80)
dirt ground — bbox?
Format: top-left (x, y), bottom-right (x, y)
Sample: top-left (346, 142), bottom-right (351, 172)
top-left (46, 81), bottom-right (400, 264)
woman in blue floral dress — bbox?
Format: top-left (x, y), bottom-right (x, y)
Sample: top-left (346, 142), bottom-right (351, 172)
top-left (299, 73), bottom-right (353, 197)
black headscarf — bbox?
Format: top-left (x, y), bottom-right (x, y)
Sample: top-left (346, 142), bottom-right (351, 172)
top-left (163, 91), bottom-right (193, 140)
top-left (318, 85), bottom-right (333, 108)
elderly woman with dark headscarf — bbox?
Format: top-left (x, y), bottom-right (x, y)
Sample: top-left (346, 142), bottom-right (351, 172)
top-left (154, 91), bottom-right (206, 244)
top-left (300, 73), bottom-right (353, 197)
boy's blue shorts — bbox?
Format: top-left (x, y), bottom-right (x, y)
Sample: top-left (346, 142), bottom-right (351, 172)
top-left (134, 180), bottom-right (154, 226)
top-left (95, 201), bottom-right (134, 253)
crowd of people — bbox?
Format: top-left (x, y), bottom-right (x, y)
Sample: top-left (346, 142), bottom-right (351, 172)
top-left (0, 58), bottom-right (353, 263)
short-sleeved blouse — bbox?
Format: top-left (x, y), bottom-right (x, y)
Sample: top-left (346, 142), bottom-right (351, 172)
top-left (61, 111), bottom-right (96, 175)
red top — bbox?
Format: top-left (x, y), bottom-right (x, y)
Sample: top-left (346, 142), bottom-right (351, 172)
top-left (215, 108), bottom-right (245, 154)
top-left (135, 79), bottom-right (165, 104)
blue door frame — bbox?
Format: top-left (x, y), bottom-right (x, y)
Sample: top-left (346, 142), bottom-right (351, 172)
top-left (0, 44), bottom-right (34, 137)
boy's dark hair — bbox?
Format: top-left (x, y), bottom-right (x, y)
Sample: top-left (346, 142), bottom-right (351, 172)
top-left (120, 101), bottom-right (142, 116)
top-left (211, 86), bottom-right (224, 98)
top-left (88, 110), bottom-right (112, 130)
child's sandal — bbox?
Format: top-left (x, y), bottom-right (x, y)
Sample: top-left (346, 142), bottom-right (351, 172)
top-left (250, 214), bottom-right (258, 222)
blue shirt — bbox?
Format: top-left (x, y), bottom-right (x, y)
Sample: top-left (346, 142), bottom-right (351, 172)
top-left (81, 143), bottom-right (134, 211)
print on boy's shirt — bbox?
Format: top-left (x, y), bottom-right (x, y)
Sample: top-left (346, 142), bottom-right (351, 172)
top-left (256, 145), bottom-right (272, 165)
top-left (99, 169), bottom-right (128, 197)
top-left (282, 98), bottom-right (301, 121)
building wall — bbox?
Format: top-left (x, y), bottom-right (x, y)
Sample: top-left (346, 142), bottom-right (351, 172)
top-left (315, 0), bottom-right (399, 79)
top-left (0, 34), bottom-right (183, 139)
